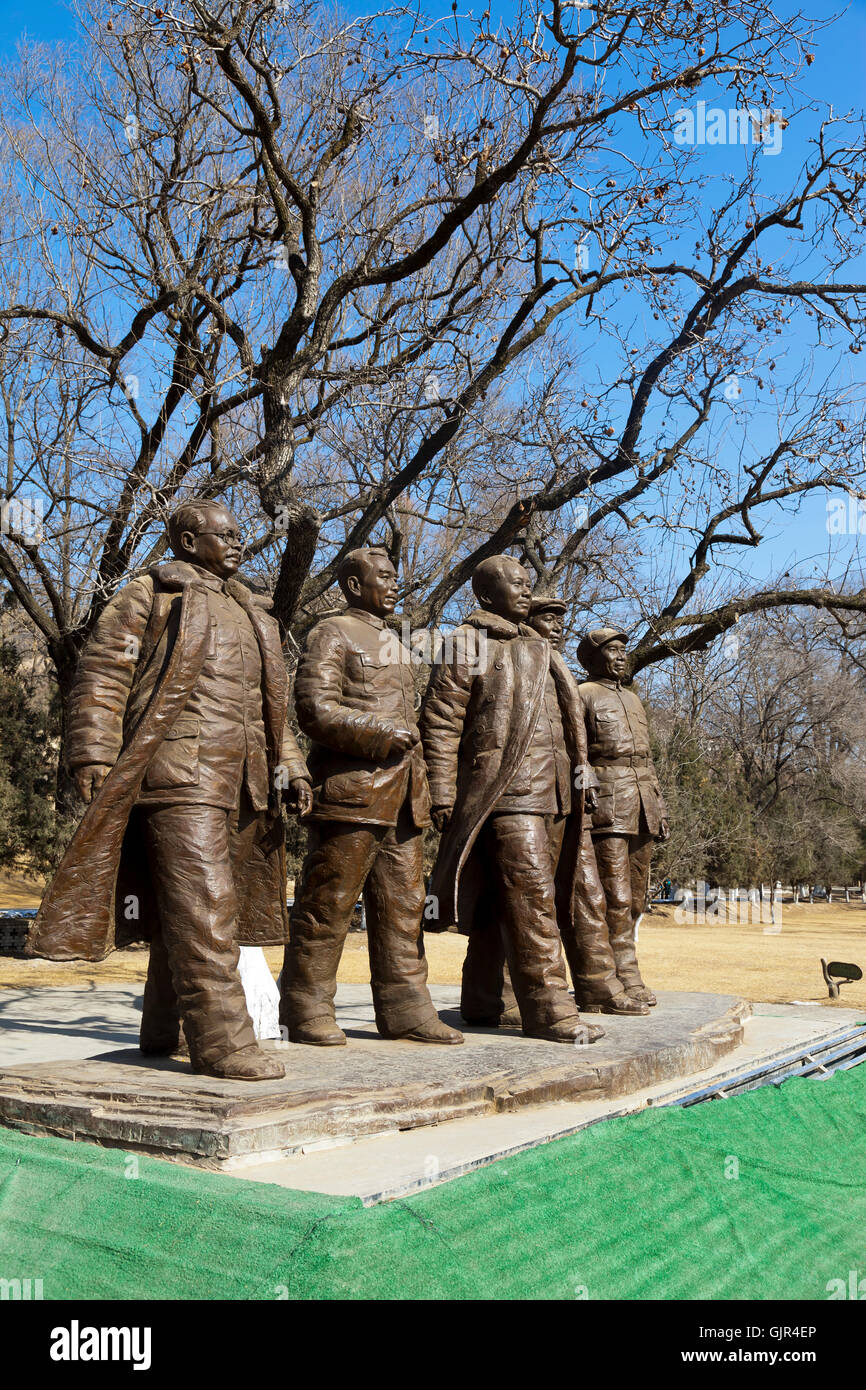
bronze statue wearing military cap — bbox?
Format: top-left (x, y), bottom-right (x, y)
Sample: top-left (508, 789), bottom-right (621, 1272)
top-left (576, 626), bottom-right (629, 673)
top-left (573, 628), bottom-right (669, 1012)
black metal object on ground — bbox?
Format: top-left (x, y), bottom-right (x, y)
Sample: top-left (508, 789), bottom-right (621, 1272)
top-left (821, 956), bottom-right (862, 999)
top-left (0, 909), bottom-right (37, 957)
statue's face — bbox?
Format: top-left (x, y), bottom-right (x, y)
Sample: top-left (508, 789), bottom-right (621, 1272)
top-left (530, 610), bottom-right (564, 648)
top-left (181, 505), bottom-right (243, 579)
top-left (596, 638), bottom-right (627, 681)
top-left (479, 559), bottom-right (532, 623)
top-left (347, 552), bottom-right (399, 617)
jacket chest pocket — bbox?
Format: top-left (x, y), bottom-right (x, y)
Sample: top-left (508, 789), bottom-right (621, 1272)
top-left (345, 650), bottom-right (389, 689)
top-left (630, 705), bottom-right (650, 739)
top-left (593, 711), bottom-right (620, 745)
top-left (401, 663), bottom-right (421, 710)
top-left (144, 717), bottom-right (201, 791)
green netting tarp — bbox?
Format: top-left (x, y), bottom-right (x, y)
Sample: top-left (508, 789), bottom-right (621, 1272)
top-left (1, 1063), bottom-right (865, 1299)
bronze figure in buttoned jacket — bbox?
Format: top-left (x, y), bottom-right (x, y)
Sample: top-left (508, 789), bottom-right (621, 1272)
top-left (29, 502), bottom-right (312, 1082)
top-left (574, 627), bottom-right (670, 1010)
top-left (280, 545), bottom-right (462, 1047)
top-left (420, 556), bottom-right (604, 1045)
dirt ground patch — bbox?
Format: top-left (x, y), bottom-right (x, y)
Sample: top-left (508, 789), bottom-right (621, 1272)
top-left (2, 875), bottom-right (864, 1010)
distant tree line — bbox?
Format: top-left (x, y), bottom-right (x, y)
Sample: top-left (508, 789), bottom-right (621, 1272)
top-left (644, 609), bottom-right (866, 891)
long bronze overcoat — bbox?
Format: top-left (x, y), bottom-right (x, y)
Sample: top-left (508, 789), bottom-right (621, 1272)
top-left (29, 562), bottom-right (308, 961)
top-left (419, 609), bottom-right (592, 935)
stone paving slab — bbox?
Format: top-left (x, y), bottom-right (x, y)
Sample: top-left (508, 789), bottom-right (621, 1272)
top-left (0, 988), bottom-right (749, 1166)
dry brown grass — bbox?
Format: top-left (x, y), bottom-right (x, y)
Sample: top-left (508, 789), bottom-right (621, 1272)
top-left (633, 901), bottom-right (866, 1010)
top-left (2, 873), bottom-right (864, 1010)
top-left (0, 869), bottom-right (44, 909)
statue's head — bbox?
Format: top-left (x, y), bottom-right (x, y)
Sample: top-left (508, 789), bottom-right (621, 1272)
top-left (472, 555), bottom-right (531, 624)
top-left (337, 545), bottom-right (398, 618)
top-left (168, 501), bottom-right (243, 579)
top-left (527, 596), bottom-right (567, 649)
top-left (577, 626), bottom-right (629, 681)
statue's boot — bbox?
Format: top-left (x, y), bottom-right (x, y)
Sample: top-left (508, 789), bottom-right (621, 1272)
top-left (379, 1017), bottom-right (464, 1044)
top-left (626, 985), bottom-right (657, 1007)
top-left (140, 1021), bottom-right (189, 1055)
top-left (499, 1005), bottom-right (523, 1027)
top-left (610, 923), bottom-right (656, 1008)
top-left (289, 1016), bottom-right (347, 1046)
top-left (581, 993), bottom-right (650, 1016)
top-left (525, 1016), bottom-right (605, 1044)
top-left (197, 1043), bottom-right (284, 1081)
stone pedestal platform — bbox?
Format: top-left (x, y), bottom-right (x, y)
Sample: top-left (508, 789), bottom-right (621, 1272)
top-left (0, 991), bottom-right (749, 1170)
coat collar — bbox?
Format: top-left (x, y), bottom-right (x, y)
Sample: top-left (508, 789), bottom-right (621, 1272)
top-left (463, 608), bottom-right (540, 640)
top-left (343, 606), bottom-right (385, 629)
top-left (149, 561), bottom-right (272, 609)
top-left (226, 575), bottom-right (273, 611)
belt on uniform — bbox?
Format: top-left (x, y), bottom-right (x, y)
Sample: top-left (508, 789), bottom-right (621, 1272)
top-left (592, 754), bottom-right (649, 769)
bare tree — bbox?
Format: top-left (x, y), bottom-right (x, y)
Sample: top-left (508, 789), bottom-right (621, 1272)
top-left (0, 0), bottom-right (864, 823)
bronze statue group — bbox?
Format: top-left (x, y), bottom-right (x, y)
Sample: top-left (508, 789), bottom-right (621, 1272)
top-left (31, 503), bottom-right (669, 1081)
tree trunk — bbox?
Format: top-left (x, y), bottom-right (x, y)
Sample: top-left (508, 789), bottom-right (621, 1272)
top-left (272, 500), bottom-right (321, 637)
top-left (50, 655), bottom-right (84, 865)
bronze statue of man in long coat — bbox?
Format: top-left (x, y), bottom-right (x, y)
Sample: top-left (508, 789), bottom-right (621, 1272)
top-left (29, 501), bottom-right (311, 1081)
top-left (420, 556), bottom-right (604, 1044)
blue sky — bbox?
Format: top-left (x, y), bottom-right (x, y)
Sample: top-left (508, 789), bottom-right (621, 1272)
top-left (1, 1), bottom-right (864, 599)
top-left (0, 1), bottom-right (76, 51)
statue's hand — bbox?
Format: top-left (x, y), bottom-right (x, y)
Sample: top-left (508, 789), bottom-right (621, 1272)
top-left (74, 763), bottom-right (111, 803)
top-left (431, 805), bottom-right (452, 833)
top-left (658, 818), bottom-right (671, 842)
top-left (285, 778), bottom-right (313, 818)
top-left (389, 725), bottom-right (418, 754)
top-left (584, 787), bottom-right (598, 813)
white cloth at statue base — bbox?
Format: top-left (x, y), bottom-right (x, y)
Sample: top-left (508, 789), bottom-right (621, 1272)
top-left (237, 946), bottom-right (282, 1040)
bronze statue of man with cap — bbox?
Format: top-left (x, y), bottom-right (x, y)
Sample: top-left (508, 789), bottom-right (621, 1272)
top-left (573, 627), bottom-right (670, 1011)
top-left (280, 545), bottom-right (463, 1047)
top-left (420, 557), bottom-right (603, 1044)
